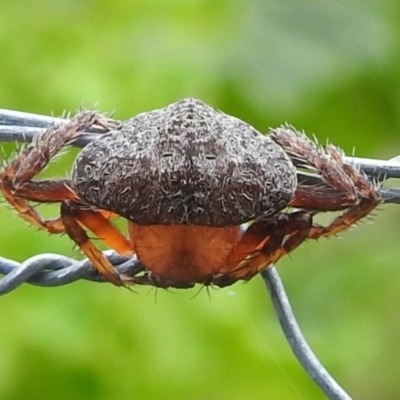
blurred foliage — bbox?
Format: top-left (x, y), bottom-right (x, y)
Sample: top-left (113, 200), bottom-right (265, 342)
top-left (1, 0), bottom-right (400, 399)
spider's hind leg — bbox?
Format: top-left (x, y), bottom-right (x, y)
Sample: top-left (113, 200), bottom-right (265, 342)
top-left (214, 211), bottom-right (313, 286)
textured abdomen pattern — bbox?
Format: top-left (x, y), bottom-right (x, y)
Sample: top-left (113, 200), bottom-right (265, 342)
top-left (72, 98), bottom-right (296, 226)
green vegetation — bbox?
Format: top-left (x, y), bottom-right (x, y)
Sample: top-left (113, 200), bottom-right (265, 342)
top-left (1, 1), bottom-right (400, 399)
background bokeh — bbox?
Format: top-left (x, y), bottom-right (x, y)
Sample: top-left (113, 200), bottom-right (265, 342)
top-left (1, 1), bottom-right (400, 399)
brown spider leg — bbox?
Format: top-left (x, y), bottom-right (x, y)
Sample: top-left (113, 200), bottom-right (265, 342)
top-left (6, 178), bottom-right (134, 284)
top-left (71, 206), bottom-right (133, 257)
top-left (0, 111), bottom-right (115, 232)
top-left (270, 126), bottom-right (380, 239)
top-left (0, 112), bottom-right (133, 284)
top-left (35, 195), bottom-right (134, 284)
top-left (61, 201), bottom-right (135, 285)
top-left (15, 179), bottom-right (78, 202)
top-left (307, 197), bottom-right (378, 239)
top-left (0, 179), bottom-right (76, 233)
top-left (214, 212), bottom-right (312, 286)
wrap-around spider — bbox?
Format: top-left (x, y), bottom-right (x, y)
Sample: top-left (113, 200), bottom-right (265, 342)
top-left (0, 98), bottom-right (380, 288)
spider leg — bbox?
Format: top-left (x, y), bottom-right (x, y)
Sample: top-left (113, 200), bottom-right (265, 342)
top-left (3, 177), bottom-right (134, 284)
top-left (1, 111), bottom-right (113, 184)
top-left (0, 179), bottom-right (75, 233)
top-left (270, 126), bottom-right (380, 239)
top-left (69, 204), bottom-right (133, 257)
top-left (0, 111), bottom-right (116, 231)
top-left (307, 197), bottom-right (378, 239)
top-left (61, 201), bottom-right (134, 285)
top-left (61, 201), bottom-right (122, 285)
top-left (214, 211), bottom-right (312, 287)
top-left (14, 179), bottom-right (77, 202)
top-left (0, 112), bottom-right (134, 285)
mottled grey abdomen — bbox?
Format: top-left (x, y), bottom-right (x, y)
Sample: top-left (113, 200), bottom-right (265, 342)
top-left (71, 98), bottom-right (297, 226)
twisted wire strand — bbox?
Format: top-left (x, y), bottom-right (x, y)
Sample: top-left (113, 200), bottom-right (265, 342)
top-left (0, 252), bottom-right (143, 295)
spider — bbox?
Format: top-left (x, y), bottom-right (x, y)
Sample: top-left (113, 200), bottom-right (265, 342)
top-left (0, 98), bottom-right (380, 288)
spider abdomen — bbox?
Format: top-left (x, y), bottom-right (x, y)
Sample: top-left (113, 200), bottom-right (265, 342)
top-left (130, 224), bottom-right (241, 287)
top-left (72, 98), bottom-right (297, 226)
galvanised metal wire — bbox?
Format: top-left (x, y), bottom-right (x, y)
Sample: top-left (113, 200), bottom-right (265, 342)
top-left (0, 251), bottom-right (144, 295)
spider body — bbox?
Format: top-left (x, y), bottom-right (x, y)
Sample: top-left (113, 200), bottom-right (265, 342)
top-left (72, 99), bottom-right (296, 226)
top-left (0, 98), bottom-right (380, 288)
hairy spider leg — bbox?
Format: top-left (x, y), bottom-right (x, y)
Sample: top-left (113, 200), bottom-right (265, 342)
top-left (69, 205), bottom-right (133, 256)
top-left (61, 201), bottom-right (134, 285)
top-left (0, 183), bottom-right (67, 233)
top-left (17, 184), bottom-right (133, 284)
top-left (270, 127), bottom-right (380, 238)
top-left (213, 211), bottom-right (312, 286)
top-left (0, 111), bottom-right (109, 231)
top-left (213, 129), bottom-right (381, 287)
top-left (4, 176), bottom-right (131, 255)
top-left (0, 111), bottom-right (133, 285)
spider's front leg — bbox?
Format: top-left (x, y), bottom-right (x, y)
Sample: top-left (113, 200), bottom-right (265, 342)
top-left (270, 126), bottom-right (381, 239)
top-left (0, 111), bottom-right (132, 285)
top-left (0, 111), bottom-right (116, 232)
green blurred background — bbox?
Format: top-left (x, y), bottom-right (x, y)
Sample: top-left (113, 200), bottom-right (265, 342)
top-left (1, 0), bottom-right (400, 399)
